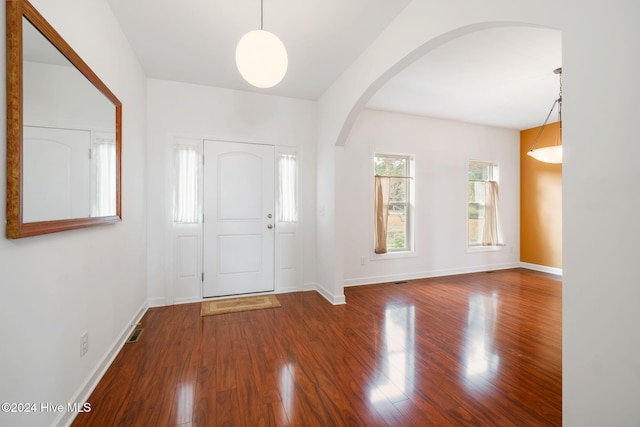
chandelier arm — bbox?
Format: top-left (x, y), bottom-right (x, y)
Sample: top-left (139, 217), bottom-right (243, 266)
top-left (529, 99), bottom-right (558, 152)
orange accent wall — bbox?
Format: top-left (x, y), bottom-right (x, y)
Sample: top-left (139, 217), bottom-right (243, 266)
top-left (520, 122), bottom-right (562, 268)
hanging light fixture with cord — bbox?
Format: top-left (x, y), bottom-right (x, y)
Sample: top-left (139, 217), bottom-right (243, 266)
top-left (235, 0), bottom-right (288, 89)
top-left (527, 67), bottom-right (563, 164)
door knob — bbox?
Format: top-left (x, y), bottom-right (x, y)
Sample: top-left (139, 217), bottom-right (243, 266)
top-left (267, 224), bottom-right (273, 229)
top-left (267, 213), bottom-right (273, 219)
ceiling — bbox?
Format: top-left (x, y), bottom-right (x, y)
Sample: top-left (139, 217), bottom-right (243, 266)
top-left (107, 0), bottom-right (561, 131)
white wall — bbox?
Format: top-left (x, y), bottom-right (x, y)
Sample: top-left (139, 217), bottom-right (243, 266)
top-left (146, 79), bottom-right (317, 305)
top-left (317, 0), bottom-right (640, 425)
top-left (343, 109), bottom-right (519, 285)
top-left (0, 1), bottom-right (148, 426)
top-left (561, 2), bottom-right (640, 425)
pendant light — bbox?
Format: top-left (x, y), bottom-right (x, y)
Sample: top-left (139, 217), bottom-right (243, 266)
top-left (527, 68), bottom-right (563, 164)
top-left (235, 0), bottom-right (288, 88)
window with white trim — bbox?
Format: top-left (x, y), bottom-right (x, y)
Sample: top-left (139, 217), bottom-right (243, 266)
top-left (92, 132), bottom-right (116, 217)
top-left (173, 144), bottom-right (200, 224)
top-left (278, 152), bottom-right (298, 223)
top-left (374, 153), bottom-right (413, 253)
top-left (468, 160), bottom-right (503, 247)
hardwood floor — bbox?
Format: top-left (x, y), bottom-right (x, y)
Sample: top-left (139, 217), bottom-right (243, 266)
top-left (72, 268), bottom-right (561, 426)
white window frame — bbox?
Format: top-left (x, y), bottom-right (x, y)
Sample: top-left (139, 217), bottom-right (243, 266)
top-left (372, 152), bottom-right (415, 258)
top-left (467, 159), bottom-right (503, 252)
top-left (172, 143), bottom-right (201, 224)
top-left (277, 149), bottom-right (298, 224)
top-left (91, 131), bottom-right (116, 217)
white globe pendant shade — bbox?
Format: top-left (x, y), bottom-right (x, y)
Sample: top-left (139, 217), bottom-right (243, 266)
top-left (235, 29), bottom-right (288, 88)
top-left (527, 145), bottom-right (563, 164)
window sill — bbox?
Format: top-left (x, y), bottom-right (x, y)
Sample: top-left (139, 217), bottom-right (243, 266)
top-left (370, 250), bottom-right (417, 261)
top-left (467, 245), bottom-right (505, 253)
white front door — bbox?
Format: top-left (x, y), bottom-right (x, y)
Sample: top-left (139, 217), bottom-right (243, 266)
top-left (202, 140), bottom-right (275, 297)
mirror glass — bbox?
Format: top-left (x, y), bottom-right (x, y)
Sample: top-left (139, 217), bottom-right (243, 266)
top-left (6, 0), bottom-right (122, 238)
top-left (22, 18), bottom-right (116, 222)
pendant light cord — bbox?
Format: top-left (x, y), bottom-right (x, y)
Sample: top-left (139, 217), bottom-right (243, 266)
top-left (557, 69), bottom-right (562, 134)
top-left (529, 68), bottom-right (562, 151)
top-left (528, 99), bottom-right (559, 151)
top-left (261, 0), bottom-right (264, 30)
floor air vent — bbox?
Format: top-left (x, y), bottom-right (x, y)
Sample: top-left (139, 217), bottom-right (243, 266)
top-left (126, 328), bottom-right (144, 344)
top-left (394, 281), bottom-right (409, 285)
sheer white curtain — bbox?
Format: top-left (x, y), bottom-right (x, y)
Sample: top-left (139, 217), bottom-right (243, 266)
top-left (374, 175), bottom-right (390, 254)
top-left (482, 181), bottom-right (504, 246)
top-left (92, 134), bottom-right (116, 216)
top-left (173, 145), bottom-right (200, 224)
top-left (278, 153), bottom-right (298, 223)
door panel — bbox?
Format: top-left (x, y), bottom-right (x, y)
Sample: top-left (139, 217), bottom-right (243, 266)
top-left (218, 153), bottom-right (262, 219)
top-left (202, 141), bottom-right (275, 297)
top-left (218, 235), bottom-right (262, 274)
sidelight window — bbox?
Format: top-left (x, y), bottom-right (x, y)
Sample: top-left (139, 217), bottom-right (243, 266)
top-left (278, 152), bottom-right (298, 223)
top-left (173, 144), bottom-right (200, 224)
top-left (92, 132), bottom-right (116, 217)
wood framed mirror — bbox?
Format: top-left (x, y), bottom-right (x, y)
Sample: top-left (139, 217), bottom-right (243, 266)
top-left (6, 0), bottom-right (122, 238)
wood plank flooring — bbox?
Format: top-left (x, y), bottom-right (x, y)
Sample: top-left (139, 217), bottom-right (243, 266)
top-left (72, 268), bottom-right (561, 426)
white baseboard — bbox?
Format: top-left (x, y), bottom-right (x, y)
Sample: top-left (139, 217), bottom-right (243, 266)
top-left (173, 296), bottom-right (203, 305)
top-left (275, 286), bottom-right (298, 294)
top-left (344, 262), bottom-right (521, 287)
top-left (303, 282), bottom-right (318, 292)
top-left (315, 283), bottom-right (346, 305)
top-left (520, 262), bottom-right (563, 276)
top-left (147, 296), bottom-right (167, 307)
top-left (58, 300), bottom-right (148, 427)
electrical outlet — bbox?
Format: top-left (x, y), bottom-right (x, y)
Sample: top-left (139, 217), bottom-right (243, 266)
top-left (80, 331), bottom-right (88, 357)
top-left (360, 256), bottom-right (367, 266)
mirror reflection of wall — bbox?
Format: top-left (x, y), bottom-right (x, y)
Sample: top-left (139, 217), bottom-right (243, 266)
top-left (22, 17), bottom-right (116, 222)
top-left (23, 126), bottom-right (91, 222)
